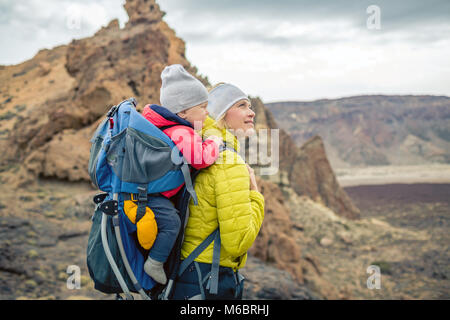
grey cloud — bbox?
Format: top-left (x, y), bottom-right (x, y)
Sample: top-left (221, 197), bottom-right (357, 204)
top-left (160, 0), bottom-right (450, 27)
top-left (183, 28), bottom-right (350, 49)
top-left (0, 0), bottom-right (127, 65)
top-left (1, 0), bottom-right (449, 65)
top-left (160, 0), bottom-right (450, 46)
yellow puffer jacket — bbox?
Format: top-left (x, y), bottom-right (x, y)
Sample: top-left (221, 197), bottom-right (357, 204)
top-left (180, 116), bottom-right (265, 271)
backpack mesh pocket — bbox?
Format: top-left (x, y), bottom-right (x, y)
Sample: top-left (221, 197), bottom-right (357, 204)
top-left (107, 127), bottom-right (176, 183)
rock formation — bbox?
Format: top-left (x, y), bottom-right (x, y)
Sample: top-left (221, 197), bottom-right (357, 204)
top-left (0, 0), bottom-right (205, 184)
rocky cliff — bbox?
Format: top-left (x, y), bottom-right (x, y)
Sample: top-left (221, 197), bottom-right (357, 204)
top-left (0, 0), bottom-right (205, 184)
top-left (0, 0), bottom-right (359, 300)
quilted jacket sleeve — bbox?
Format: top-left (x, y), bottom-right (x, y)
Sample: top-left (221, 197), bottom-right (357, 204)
top-left (214, 158), bottom-right (265, 258)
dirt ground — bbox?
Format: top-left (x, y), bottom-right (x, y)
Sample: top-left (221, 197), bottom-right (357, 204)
top-left (289, 182), bottom-right (450, 299)
top-left (344, 183), bottom-right (449, 299)
top-left (1, 170), bottom-right (449, 300)
top-left (335, 164), bottom-right (450, 187)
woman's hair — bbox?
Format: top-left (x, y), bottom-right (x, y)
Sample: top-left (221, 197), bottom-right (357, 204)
top-left (207, 82), bottom-right (226, 93)
top-left (215, 113), bottom-right (228, 130)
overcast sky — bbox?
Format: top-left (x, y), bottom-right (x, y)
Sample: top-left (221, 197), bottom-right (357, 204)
top-left (1, 0), bottom-right (449, 102)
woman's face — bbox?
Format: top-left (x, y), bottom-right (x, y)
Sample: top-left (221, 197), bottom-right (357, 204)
top-left (224, 99), bottom-right (255, 137)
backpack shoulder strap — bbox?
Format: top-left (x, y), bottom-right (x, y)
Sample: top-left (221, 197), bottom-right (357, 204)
top-left (178, 228), bottom-right (219, 277)
top-left (176, 228), bottom-right (221, 297)
top-left (159, 123), bottom-right (199, 205)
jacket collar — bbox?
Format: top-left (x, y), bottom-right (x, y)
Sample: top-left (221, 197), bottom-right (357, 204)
top-left (142, 104), bottom-right (193, 129)
top-left (202, 116), bottom-right (240, 153)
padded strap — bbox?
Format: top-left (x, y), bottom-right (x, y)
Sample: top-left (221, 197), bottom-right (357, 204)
top-left (208, 230), bottom-right (221, 295)
top-left (180, 160), bottom-right (198, 205)
top-left (194, 262), bottom-right (206, 299)
top-left (121, 192), bottom-right (162, 202)
top-left (178, 228), bottom-right (219, 277)
top-left (177, 228), bottom-right (221, 296)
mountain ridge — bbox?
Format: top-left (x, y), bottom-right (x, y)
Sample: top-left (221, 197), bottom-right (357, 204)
top-left (266, 95), bottom-right (450, 168)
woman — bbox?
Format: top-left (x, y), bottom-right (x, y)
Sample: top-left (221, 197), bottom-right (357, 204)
top-left (172, 83), bottom-right (265, 300)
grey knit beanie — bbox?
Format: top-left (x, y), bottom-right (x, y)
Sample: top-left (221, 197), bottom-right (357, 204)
top-left (159, 64), bottom-right (208, 114)
top-left (207, 83), bottom-right (249, 120)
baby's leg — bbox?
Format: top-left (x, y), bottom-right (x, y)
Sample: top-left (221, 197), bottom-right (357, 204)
top-left (146, 196), bottom-right (181, 263)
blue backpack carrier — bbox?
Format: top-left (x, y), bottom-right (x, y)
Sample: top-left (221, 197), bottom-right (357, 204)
top-left (86, 98), bottom-right (201, 300)
top-left (87, 98), bottom-right (231, 300)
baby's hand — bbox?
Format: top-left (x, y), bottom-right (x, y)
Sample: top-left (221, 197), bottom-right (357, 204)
top-left (208, 135), bottom-right (224, 147)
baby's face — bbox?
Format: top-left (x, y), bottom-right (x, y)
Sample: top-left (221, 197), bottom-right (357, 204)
top-left (178, 101), bottom-right (209, 129)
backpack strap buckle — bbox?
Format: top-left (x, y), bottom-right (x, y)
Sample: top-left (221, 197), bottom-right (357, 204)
top-left (107, 105), bottom-right (118, 118)
top-left (130, 193), bottom-right (140, 202)
top-left (93, 192), bottom-right (118, 216)
top-left (93, 192), bottom-right (108, 205)
top-left (135, 185), bottom-right (148, 223)
top-left (99, 200), bottom-right (119, 216)
top-left (137, 186), bottom-right (148, 202)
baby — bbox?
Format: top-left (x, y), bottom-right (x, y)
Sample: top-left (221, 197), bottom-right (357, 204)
top-left (140, 64), bottom-right (223, 284)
